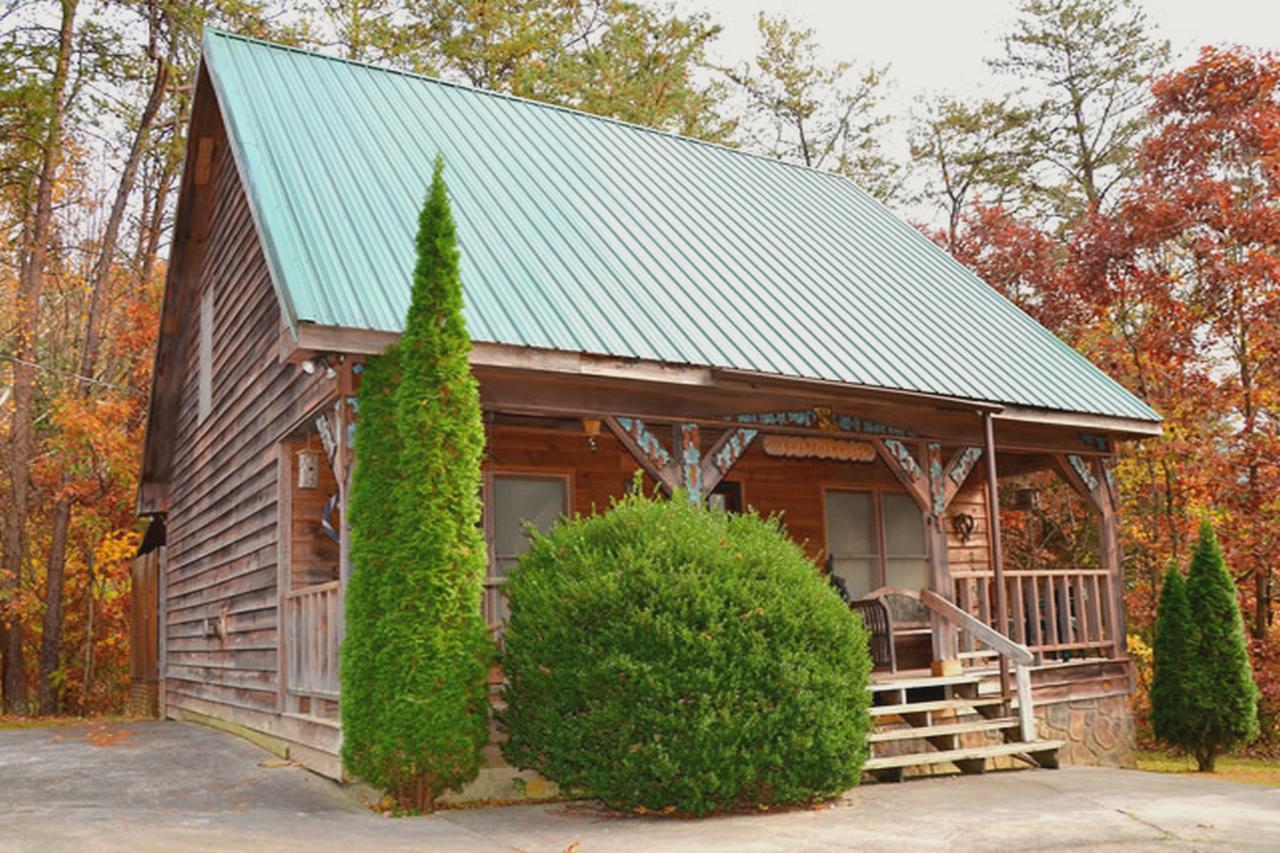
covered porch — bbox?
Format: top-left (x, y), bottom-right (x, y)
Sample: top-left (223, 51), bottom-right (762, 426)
top-left (276, 346), bottom-right (1147, 776)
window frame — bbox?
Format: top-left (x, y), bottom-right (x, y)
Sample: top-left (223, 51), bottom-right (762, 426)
top-left (197, 284), bottom-right (214, 423)
top-left (821, 485), bottom-right (927, 596)
top-left (482, 468), bottom-right (573, 628)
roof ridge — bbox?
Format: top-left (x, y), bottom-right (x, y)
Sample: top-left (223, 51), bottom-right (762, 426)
top-left (202, 28), bottom-right (861, 189)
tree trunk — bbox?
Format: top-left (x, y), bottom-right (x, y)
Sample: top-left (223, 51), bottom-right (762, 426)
top-left (32, 35), bottom-right (171, 714)
top-left (81, 549), bottom-right (95, 714)
top-left (36, 500), bottom-right (72, 714)
top-left (2, 0), bottom-right (78, 716)
top-left (1195, 746), bottom-right (1216, 773)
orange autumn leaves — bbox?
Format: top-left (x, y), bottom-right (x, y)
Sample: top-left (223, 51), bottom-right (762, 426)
top-left (943, 46), bottom-right (1280, 742)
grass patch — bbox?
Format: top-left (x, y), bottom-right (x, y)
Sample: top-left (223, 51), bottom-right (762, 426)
top-left (1138, 749), bottom-right (1280, 787)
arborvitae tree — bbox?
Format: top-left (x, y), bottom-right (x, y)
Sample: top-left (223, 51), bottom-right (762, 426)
top-left (340, 157), bottom-right (491, 811)
top-left (1183, 520), bottom-right (1259, 771)
top-left (339, 346), bottom-right (401, 791)
top-left (1150, 561), bottom-right (1192, 748)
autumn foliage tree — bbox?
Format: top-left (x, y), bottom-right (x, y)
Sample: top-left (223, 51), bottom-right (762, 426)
top-left (933, 41), bottom-right (1280, 745)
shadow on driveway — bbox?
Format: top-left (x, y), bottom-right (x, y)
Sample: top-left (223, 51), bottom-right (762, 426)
top-left (2, 721), bottom-right (1277, 851)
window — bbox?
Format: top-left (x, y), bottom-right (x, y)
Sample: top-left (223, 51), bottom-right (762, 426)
top-left (707, 480), bottom-right (743, 513)
top-left (197, 285), bottom-right (213, 423)
top-left (485, 473), bottom-right (569, 627)
top-left (824, 489), bottom-right (927, 599)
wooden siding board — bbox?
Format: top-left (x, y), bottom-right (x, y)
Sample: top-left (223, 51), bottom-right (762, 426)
top-left (161, 137), bottom-right (331, 751)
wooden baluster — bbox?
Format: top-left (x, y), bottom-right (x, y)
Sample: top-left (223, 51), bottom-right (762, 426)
top-left (1029, 574), bottom-right (1044, 651)
top-left (1044, 573), bottom-right (1059, 651)
top-left (1086, 574), bottom-right (1098, 649)
top-left (1013, 575), bottom-right (1027, 646)
top-left (1065, 574), bottom-right (1078, 647)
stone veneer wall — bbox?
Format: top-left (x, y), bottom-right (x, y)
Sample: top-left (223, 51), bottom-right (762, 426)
top-left (1035, 692), bottom-right (1137, 768)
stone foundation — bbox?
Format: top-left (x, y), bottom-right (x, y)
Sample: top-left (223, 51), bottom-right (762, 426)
top-left (1035, 692), bottom-right (1137, 768)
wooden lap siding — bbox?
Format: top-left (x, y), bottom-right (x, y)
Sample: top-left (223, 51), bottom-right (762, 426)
top-left (161, 143), bottom-right (335, 769)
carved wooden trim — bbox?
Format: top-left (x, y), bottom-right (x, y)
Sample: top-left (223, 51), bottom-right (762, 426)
top-left (700, 427), bottom-right (758, 494)
top-left (606, 416), bottom-right (679, 491)
top-left (674, 423), bottom-right (702, 503)
top-left (873, 438), bottom-right (930, 512)
top-left (731, 406), bottom-right (915, 439)
top-left (942, 446), bottom-right (983, 507)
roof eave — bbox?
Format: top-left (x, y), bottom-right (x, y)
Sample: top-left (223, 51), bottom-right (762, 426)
top-left (289, 324), bottom-right (1161, 438)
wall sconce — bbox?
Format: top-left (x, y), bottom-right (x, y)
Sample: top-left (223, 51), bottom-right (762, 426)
top-left (951, 512), bottom-right (976, 544)
top-left (581, 417), bottom-right (602, 451)
top-left (297, 448), bottom-right (320, 489)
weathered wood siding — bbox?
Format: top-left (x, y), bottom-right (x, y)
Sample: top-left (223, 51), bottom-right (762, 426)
top-left (160, 141), bottom-right (336, 772)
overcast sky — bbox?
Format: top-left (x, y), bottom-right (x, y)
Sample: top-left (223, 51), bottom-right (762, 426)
top-left (694, 0), bottom-right (1280, 103)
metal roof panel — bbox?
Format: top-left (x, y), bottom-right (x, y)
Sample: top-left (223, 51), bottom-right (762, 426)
top-left (201, 30), bottom-right (1161, 423)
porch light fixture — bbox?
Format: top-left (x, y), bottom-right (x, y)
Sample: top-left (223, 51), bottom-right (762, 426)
top-left (581, 417), bottom-right (602, 451)
top-left (300, 356), bottom-right (337, 379)
top-left (1012, 486), bottom-right (1041, 511)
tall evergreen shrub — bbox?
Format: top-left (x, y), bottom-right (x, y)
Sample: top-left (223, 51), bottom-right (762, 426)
top-left (1183, 520), bottom-right (1259, 771)
top-left (340, 347), bottom-right (401, 787)
top-left (1151, 561), bottom-right (1192, 747)
top-left (340, 157), bottom-right (491, 810)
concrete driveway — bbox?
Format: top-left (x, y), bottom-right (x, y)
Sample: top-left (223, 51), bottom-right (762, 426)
top-left (1, 721), bottom-right (1277, 852)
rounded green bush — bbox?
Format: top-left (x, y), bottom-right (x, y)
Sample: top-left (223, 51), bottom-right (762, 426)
top-left (500, 490), bottom-right (872, 816)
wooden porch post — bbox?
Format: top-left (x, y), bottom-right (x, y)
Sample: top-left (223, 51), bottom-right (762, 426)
top-left (1054, 453), bottom-right (1126, 658)
top-left (982, 412), bottom-right (1011, 699)
top-left (1093, 459), bottom-right (1126, 646)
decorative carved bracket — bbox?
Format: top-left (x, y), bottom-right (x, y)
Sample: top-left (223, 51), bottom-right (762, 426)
top-left (1054, 453), bottom-right (1113, 516)
top-left (874, 438), bottom-right (931, 513)
top-left (606, 418), bottom-right (760, 504)
top-left (700, 427), bottom-right (758, 494)
top-left (606, 417), bottom-right (679, 492)
top-left (877, 439), bottom-right (983, 518)
top-left (942, 446), bottom-right (983, 508)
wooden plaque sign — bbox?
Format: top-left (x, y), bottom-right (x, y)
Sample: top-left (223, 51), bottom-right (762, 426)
top-left (761, 434), bottom-right (876, 463)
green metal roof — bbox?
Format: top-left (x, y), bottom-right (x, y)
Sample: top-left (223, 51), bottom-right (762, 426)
top-left (201, 30), bottom-right (1160, 423)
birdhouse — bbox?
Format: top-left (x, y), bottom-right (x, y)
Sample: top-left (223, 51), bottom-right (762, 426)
top-left (297, 448), bottom-right (320, 489)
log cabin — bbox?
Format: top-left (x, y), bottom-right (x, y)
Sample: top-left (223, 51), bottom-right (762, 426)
top-left (134, 30), bottom-right (1162, 793)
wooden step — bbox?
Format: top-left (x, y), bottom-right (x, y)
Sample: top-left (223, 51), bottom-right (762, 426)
top-left (868, 674), bottom-right (982, 692)
top-left (869, 718), bottom-right (1020, 743)
top-left (870, 697), bottom-right (1005, 717)
top-left (863, 740), bottom-right (1065, 771)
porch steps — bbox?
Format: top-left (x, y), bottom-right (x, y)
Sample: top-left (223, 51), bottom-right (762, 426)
top-left (865, 672), bottom-right (1062, 781)
top-left (868, 717), bottom-right (1020, 743)
top-left (867, 674), bottom-right (983, 692)
top-left (865, 740), bottom-right (1065, 771)
top-left (870, 697), bottom-right (1004, 717)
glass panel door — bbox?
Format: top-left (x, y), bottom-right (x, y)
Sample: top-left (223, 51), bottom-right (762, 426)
top-left (487, 475), bottom-right (568, 625)
top-left (824, 491), bottom-right (880, 599)
top-left (882, 492), bottom-right (928, 593)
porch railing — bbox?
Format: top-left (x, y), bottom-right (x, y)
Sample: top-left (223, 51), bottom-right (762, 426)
top-left (284, 581), bottom-right (341, 702)
top-left (952, 568), bottom-right (1120, 662)
top-left (920, 588), bottom-right (1038, 743)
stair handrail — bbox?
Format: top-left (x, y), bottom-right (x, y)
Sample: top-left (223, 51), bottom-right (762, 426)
top-left (920, 588), bottom-right (1038, 743)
